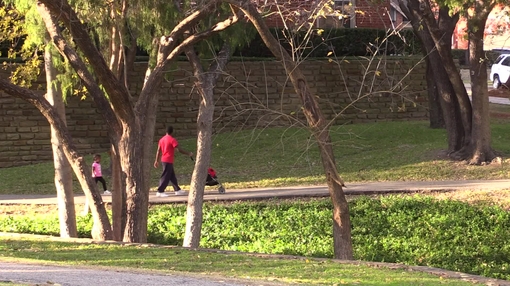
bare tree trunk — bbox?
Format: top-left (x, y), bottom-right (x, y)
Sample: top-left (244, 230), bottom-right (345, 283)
top-left (111, 147), bottom-right (125, 241)
top-left (229, 0), bottom-right (353, 259)
top-left (120, 125), bottom-right (153, 243)
top-left (43, 35), bottom-right (77, 238)
top-left (424, 57), bottom-right (444, 129)
top-left (107, 0), bottom-right (131, 241)
top-left (429, 49), bottom-right (464, 153)
top-left (183, 44), bottom-right (231, 248)
top-left (398, 1), bottom-right (466, 154)
top-left (421, 7), bottom-right (472, 147)
top-left (466, 8), bottom-right (497, 164)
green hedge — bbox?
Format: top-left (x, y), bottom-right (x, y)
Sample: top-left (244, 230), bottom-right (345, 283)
top-left (451, 49), bottom-right (503, 67)
top-left (234, 28), bottom-right (422, 57)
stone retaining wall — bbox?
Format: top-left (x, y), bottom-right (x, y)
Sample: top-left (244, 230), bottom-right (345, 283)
top-left (0, 57), bottom-right (428, 168)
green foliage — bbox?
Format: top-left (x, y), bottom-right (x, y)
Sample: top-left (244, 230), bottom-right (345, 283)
top-left (234, 28), bottom-right (422, 58)
top-left (0, 1), bottom-right (38, 79)
top-left (193, 3), bottom-right (257, 60)
top-left (2, 196), bottom-right (510, 280)
top-left (198, 200), bottom-right (333, 256)
top-left (0, 213), bottom-right (60, 236)
top-left (0, 5), bottom-right (24, 58)
top-left (351, 196), bottom-right (510, 279)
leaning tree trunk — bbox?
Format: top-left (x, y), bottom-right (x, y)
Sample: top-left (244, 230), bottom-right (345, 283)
top-left (0, 79), bottom-right (113, 240)
top-left (43, 35), bottom-right (77, 238)
top-left (399, 2), bottom-right (465, 153)
top-left (465, 11), bottom-right (497, 164)
top-left (230, 0), bottom-right (353, 259)
top-left (427, 49), bottom-right (464, 153)
top-left (418, 27), bottom-right (464, 152)
top-left (36, 2), bottom-right (113, 240)
top-left (407, 0), bottom-right (473, 147)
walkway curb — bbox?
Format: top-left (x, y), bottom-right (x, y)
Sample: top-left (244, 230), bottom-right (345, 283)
top-left (1, 179), bottom-right (510, 205)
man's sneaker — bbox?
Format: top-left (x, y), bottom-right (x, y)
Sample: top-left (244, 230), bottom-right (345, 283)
top-left (174, 190), bottom-right (188, 196)
top-left (103, 190), bottom-right (112, 195)
top-left (156, 192), bottom-right (170, 197)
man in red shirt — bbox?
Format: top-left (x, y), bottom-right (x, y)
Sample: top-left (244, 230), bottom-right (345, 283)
top-left (153, 126), bottom-right (193, 197)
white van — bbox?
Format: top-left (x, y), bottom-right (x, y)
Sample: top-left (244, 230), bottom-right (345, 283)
top-left (490, 53), bottom-right (510, 89)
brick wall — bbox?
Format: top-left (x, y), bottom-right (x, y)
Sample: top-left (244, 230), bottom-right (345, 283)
top-left (0, 57), bottom-right (427, 168)
top-left (356, 0), bottom-right (393, 29)
top-left (259, 0), bottom-right (395, 30)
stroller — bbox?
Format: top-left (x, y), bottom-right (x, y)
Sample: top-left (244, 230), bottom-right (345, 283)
top-left (206, 167), bottom-right (226, 194)
top-left (191, 157), bottom-right (226, 194)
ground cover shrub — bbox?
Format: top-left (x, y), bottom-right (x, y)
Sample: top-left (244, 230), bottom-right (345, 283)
top-left (1, 196), bottom-right (510, 279)
top-left (351, 196), bottom-right (510, 280)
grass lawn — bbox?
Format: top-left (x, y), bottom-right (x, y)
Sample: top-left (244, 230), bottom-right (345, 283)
top-left (2, 104), bottom-right (510, 285)
top-left (0, 236), bottom-right (489, 286)
top-left (2, 113), bottom-right (510, 195)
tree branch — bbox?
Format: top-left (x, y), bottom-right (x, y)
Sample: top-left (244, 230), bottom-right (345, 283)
top-left (37, 0), bottom-right (134, 124)
top-left (135, 7), bottom-right (240, 113)
top-left (166, 13), bottom-right (240, 64)
top-left (156, 0), bottom-right (223, 65)
top-left (36, 3), bottom-right (122, 142)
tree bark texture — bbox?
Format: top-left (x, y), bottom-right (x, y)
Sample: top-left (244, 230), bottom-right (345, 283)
top-left (465, 5), bottom-right (497, 164)
top-left (424, 57), bottom-right (445, 129)
top-left (119, 124), bottom-right (151, 242)
top-left (111, 147), bottom-right (125, 241)
top-left (228, 0), bottom-right (353, 259)
top-left (183, 43), bottom-right (232, 248)
top-left (120, 0), bottom-right (233, 243)
top-left (402, 0), bottom-right (472, 142)
top-left (43, 36), bottom-right (77, 238)
top-left (36, 2), bottom-right (113, 240)
top-left (419, 5), bottom-right (473, 147)
top-left (400, 3), bottom-right (464, 153)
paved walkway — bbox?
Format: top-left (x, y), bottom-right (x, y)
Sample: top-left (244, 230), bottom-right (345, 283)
top-left (2, 180), bottom-right (510, 285)
top-left (0, 261), bottom-right (250, 286)
top-left (3, 178), bottom-right (510, 286)
top-left (489, 95), bottom-right (510, 105)
top-left (1, 179), bottom-right (510, 205)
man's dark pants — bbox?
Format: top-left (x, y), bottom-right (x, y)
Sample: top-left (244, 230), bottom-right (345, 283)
top-left (157, 162), bottom-right (181, 193)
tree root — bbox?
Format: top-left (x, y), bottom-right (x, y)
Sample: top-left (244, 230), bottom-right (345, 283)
top-left (449, 146), bottom-right (500, 165)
